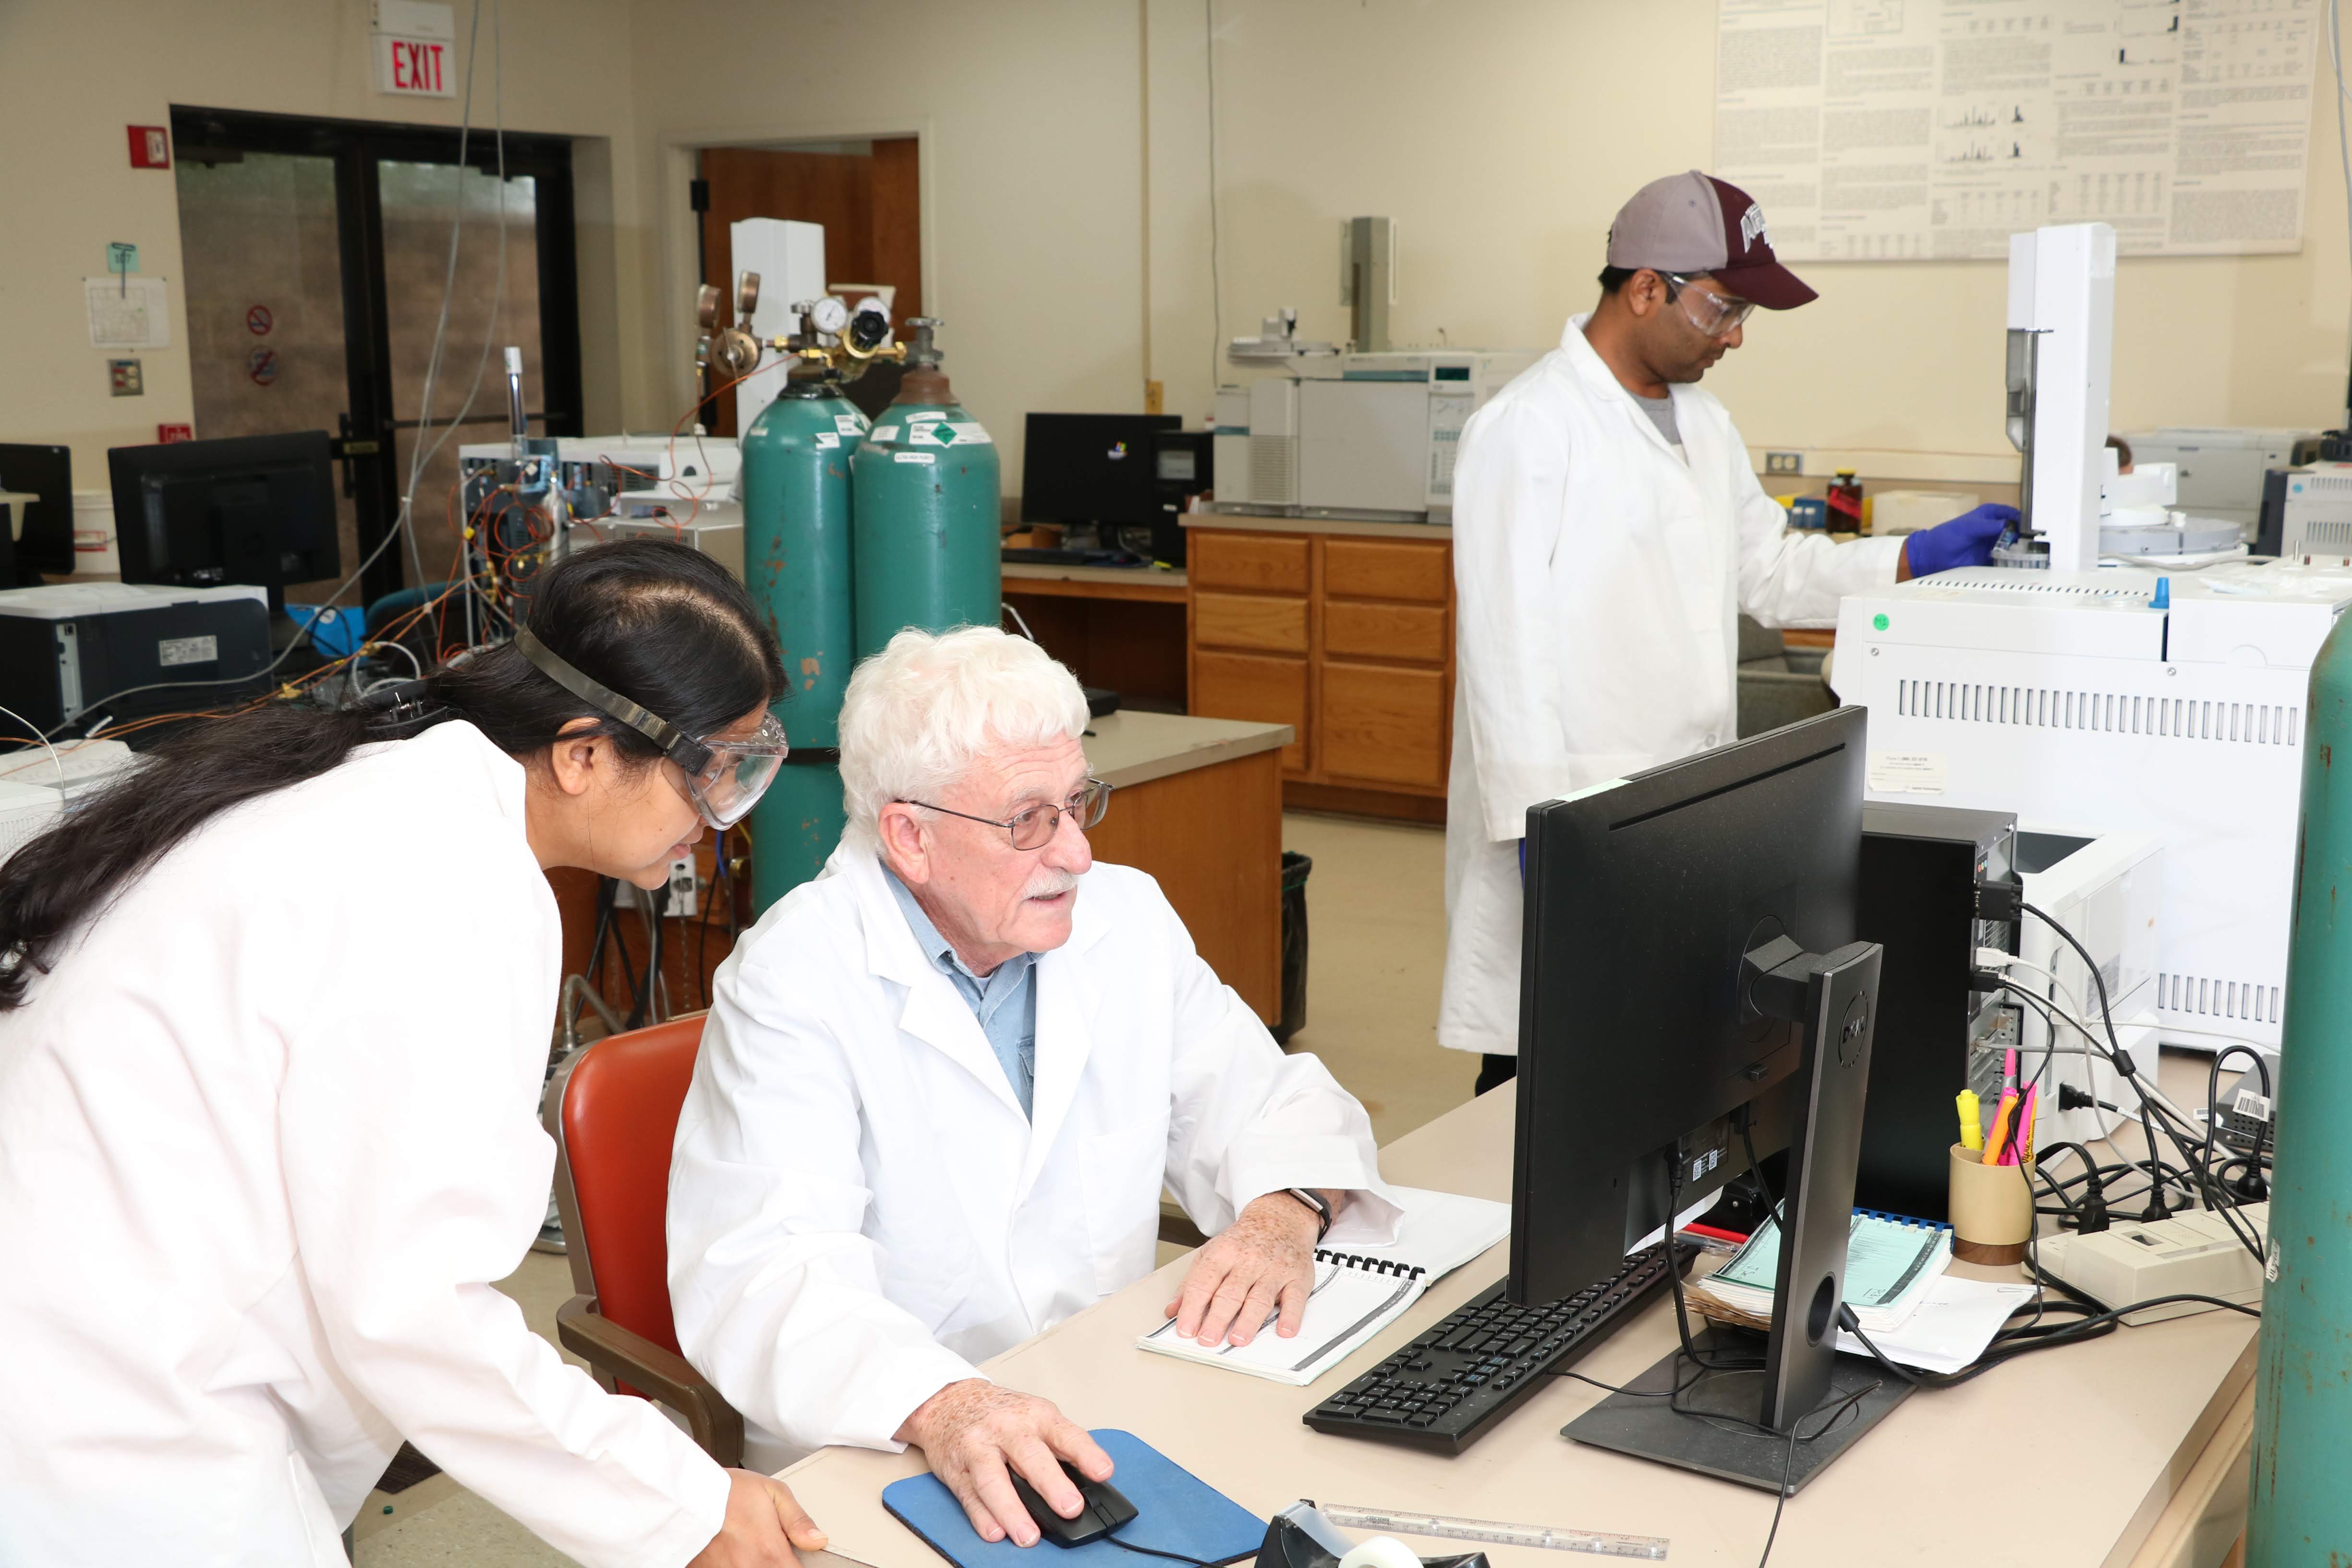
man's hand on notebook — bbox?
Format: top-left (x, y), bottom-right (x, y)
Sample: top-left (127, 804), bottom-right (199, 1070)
top-left (1164, 1191), bottom-right (1325, 1348)
top-left (897, 1380), bottom-right (1114, 1548)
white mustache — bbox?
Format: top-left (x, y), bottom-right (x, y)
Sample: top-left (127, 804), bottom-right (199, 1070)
top-left (1024, 868), bottom-right (1082, 899)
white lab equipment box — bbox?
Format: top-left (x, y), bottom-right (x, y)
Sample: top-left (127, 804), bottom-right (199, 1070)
top-left (2011, 824), bottom-right (2161, 1146)
top-left (728, 218), bottom-right (826, 435)
top-left (1832, 562), bottom-right (2352, 1055)
top-left (2123, 427), bottom-right (2323, 534)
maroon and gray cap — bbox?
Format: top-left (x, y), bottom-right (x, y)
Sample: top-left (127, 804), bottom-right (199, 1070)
top-left (1605, 170), bottom-right (1816, 310)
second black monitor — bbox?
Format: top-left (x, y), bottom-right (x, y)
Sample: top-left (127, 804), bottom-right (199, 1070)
top-left (108, 432), bottom-right (338, 597)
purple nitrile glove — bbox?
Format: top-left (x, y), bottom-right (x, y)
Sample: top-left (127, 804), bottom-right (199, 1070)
top-left (1902, 503), bottom-right (2019, 578)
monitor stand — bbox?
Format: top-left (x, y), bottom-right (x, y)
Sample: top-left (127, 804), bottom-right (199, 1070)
top-left (1564, 938), bottom-right (1915, 1494)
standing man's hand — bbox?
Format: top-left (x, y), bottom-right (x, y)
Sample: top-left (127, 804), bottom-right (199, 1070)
top-left (897, 1380), bottom-right (1114, 1547)
top-left (1164, 1191), bottom-right (1327, 1349)
top-left (1898, 503), bottom-right (2019, 580)
top-left (688, 1471), bottom-right (831, 1568)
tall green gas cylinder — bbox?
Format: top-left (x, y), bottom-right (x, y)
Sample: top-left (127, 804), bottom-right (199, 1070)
top-left (849, 317), bottom-right (1002, 658)
top-left (737, 367), bottom-right (868, 912)
top-left (2249, 609), bottom-right (2352, 1565)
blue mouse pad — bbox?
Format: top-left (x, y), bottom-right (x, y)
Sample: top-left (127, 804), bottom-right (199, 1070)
top-left (882, 1428), bottom-right (1264, 1568)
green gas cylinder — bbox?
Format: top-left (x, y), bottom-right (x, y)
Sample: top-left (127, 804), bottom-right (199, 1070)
top-left (737, 368), bottom-right (868, 912)
top-left (849, 318), bottom-right (1002, 658)
top-left (2250, 610), bottom-right (2352, 1564)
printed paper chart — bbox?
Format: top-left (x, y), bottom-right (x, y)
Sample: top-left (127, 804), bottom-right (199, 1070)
top-left (1714, 0), bottom-right (2319, 260)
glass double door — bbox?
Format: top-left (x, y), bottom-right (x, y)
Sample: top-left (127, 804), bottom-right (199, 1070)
top-left (170, 108), bottom-right (580, 608)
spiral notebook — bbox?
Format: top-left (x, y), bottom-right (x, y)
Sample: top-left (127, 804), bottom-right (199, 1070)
top-left (1135, 1186), bottom-right (1510, 1386)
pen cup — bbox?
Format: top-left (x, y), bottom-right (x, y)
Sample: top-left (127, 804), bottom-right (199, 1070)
top-left (1947, 1143), bottom-right (2035, 1265)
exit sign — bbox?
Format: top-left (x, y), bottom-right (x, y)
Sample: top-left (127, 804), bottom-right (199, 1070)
top-left (372, 0), bottom-right (455, 98)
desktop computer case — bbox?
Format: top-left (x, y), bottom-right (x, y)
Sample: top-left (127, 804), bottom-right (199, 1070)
top-left (1854, 802), bottom-right (2016, 1222)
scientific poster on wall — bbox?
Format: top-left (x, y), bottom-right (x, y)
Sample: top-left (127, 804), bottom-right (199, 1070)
top-left (1713, 0), bottom-right (2319, 260)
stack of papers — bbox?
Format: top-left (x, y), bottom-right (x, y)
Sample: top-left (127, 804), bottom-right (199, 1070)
top-left (1692, 1210), bottom-right (1952, 1334)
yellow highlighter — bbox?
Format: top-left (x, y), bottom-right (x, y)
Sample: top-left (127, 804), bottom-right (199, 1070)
top-left (1982, 1090), bottom-right (2019, 1166)
top-left (1957, 1090), bottom-right (1984, 1153)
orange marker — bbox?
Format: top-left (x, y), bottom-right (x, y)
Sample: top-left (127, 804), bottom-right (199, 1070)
top-left (1982, 1090), bottom-right (2019, 1167)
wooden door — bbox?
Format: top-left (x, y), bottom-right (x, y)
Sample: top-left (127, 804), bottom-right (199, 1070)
top-left (697, 140), bottom-right (922, 435)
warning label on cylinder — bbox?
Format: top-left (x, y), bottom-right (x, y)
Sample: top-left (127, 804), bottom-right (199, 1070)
top-left (815, 433), bottom-right (840, 449)
top-left (908, 421), bottom-right (993, 448)
top-left (895, 451), bottom-right (935, 464)
top-left (835, 413), bottom-right (869, 436)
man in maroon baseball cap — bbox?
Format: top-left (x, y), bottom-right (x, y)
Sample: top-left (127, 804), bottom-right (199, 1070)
top-left (1436, 171), bottom-right (2015, 1094)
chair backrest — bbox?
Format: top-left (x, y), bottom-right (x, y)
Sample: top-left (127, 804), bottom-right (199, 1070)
top-left (550, 1014), bottom-right (707, 1355)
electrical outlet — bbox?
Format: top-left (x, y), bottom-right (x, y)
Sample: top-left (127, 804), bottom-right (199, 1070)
top-left (612, 855), bottom-right (700, 917)
top-left (1764, 451), bottom-right (1803, 476)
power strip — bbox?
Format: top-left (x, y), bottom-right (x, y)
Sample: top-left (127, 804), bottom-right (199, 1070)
top-left (2037, 1203), bottom-right (2268, 1323)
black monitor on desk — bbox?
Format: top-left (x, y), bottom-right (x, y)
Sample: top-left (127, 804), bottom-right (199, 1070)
top-left (1021, 413), bottom-right (1206, 566)
top-left (1515, 706), bottom-right (1909, 1492)
top-left (0, 444), bottom-right (77, 584)
top-left (108, 432), bottom-right (338, 609)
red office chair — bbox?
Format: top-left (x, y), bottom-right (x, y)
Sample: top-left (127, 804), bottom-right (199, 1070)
top-left (543, 1013), bottom-right (745, 1465)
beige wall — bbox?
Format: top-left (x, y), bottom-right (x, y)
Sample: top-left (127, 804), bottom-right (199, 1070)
top-left (1146, 0), bottom-right (2351, 458)
top-left (6, 0), bottom-right (2346, 505)
top-left (0, 0), bottom-right (655, 493)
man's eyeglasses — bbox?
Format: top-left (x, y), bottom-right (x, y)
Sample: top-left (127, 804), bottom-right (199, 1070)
top-left (1661, 272), bottom-right (1756, 339)
top-left (902, 778), bottom-right (1113, 851)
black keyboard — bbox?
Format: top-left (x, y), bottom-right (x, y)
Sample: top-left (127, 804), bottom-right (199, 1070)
top-left (1301, 1238), bottom-right (1698, 1453)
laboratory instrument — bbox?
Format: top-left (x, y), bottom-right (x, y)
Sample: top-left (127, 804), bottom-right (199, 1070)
top-left (1316, 1504), bottom-right (1669, 1563)
top-left (2126, 427), bottom-right (2322, 537)
top-left (1212, 344), bottom-right (1532, 523)
top-left (1832, 563), bottom-right (2347, 1057)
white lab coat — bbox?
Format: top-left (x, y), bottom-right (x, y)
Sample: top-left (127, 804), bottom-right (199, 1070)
top-left (1438, 315), bottom-right (1904, 1057)
top-left (0, 721), bottom-right (728, 1568)
top-left (668, 844), bottom-right (1399, 1472)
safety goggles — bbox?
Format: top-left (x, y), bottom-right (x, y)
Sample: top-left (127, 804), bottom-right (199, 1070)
top-left (515, 628), bottom-right (788, 829)
top-left (1662, 272), bottom-right (1756, 339)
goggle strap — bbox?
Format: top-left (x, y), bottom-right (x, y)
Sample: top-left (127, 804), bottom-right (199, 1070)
top-left (515, 628), bottom-right (714, 776)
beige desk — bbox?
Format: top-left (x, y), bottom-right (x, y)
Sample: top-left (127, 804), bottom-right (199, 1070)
top-left (784, 1069), bottom-right (2255, 1568)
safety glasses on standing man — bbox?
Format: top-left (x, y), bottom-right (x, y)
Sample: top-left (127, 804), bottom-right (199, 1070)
top-left (515, 629), bottom-right (788, 829)
top-left (1661, 272), bottom-right (1756, 339)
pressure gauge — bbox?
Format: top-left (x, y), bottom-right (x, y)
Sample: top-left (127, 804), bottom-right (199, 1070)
top-left (811, 296), bottom-right (850, 335)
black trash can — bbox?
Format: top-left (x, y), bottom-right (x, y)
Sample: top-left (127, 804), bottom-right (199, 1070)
top-left (1273, 851), bottom-right (1311, 1045)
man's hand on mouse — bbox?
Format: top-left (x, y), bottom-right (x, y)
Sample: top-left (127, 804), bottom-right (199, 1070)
top-left (897, 1379), bottom-right (1113, 1548)
top-left (1164, 1190), bottom-right (1331, 1349)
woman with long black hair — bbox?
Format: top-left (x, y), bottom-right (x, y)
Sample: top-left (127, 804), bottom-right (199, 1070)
top-left (0, 541), bottom-right (824, 1568)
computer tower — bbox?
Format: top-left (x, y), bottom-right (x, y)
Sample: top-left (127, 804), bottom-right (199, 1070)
top-left (1853, 801), bottom-right (2018, 1222)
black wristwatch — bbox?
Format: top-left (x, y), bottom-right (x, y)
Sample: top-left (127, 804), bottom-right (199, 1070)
top-left (1282, 1187), bottom-right (1334, 1242)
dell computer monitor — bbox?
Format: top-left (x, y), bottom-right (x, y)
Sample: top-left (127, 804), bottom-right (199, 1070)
top-left (0, 443), bottom-right (76, 583)
top-left (108, 432), bottom-right (338, 604)
top-left (1515, 707), bottom-right (1903, 1490)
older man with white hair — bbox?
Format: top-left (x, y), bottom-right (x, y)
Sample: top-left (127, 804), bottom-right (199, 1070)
top-left (667, 626), bottom-right (1397, 1547)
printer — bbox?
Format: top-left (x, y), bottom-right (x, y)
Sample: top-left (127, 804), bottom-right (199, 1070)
top-left (0, 581), bottom-right (271, 733)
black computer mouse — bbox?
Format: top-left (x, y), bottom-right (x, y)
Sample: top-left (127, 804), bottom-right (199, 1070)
top-left (1007, 1460), bottom-right (1138, 1547)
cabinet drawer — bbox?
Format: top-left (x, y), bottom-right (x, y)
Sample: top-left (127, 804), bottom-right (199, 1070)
top-left (1194, 591), bottom-right (1309, 654)
top-left (1192, 650), bottom-right (1309, 772)
top-left (1190, 532), bottom-right (1311, 594)
top-left (1319, 660), bottom-right (1446, 787)
top-left (1325, 599), bottom-right (1446, 665)
top-left (1324, 537), bottom-right (1448, 603)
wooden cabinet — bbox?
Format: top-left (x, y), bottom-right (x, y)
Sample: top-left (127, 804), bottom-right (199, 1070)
top-left (1186, 524), bottom-right (1453, 822)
